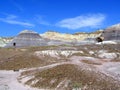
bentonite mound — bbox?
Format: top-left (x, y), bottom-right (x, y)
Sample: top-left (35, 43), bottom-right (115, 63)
top-left (102, 24), bottom-right (120, 41)
top-left (5, 30), bottom-right (47, 48)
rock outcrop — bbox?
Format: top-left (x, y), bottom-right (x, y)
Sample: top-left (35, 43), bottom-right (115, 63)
top-left (102, 23), bottom-right (120, 41)
top-left (0, 37), bottom-right (12, 47)
top-left (42, 31), bottom-right (102, 42)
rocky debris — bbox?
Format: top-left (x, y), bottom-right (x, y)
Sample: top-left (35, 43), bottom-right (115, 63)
top-left (34, 50), bottom-right (84, 59)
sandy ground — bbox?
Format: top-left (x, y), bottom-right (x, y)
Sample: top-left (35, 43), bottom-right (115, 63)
top-left (0, 70), bottom-right (41, 90)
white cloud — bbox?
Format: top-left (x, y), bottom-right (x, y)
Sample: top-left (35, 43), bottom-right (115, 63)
top-left (6, 15), bottom-right (17, 19)
top-left (35, 15), bottom-right (50, 26)
top-left (0, 15), bottom-right (34, 27)
top-left (56, 14), bottom-right (106, 29)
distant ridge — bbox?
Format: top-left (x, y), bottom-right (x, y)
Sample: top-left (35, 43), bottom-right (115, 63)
top-left (5, 30), bottom-right (47, 48)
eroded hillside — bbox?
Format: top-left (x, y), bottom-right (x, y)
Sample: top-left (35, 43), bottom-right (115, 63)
top-left (41, 30), bottom-right (102, 41)
top-left (0, 30), bottom-right (102, 47)
top-left (0, 44), bottom-right (120, 90)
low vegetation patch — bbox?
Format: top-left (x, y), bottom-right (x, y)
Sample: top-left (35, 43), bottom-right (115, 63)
top-left (22, 64), bottom-right (120, 90)
top-left (0, 48), bottom-right (59, 70)
top-left (81, 60), bottom-right (102, 65)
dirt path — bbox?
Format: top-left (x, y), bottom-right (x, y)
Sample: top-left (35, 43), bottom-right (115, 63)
top-left (0, 70), bottom-right (40, 90)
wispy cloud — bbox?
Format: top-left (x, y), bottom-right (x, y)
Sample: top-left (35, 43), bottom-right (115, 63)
top-left (10, 0), bottom-right (24, 12)
top-left (35, 15), bottom-right (51, 26)
top-left (56, 14), bottom-right (106, 29)
top-left (0, 15), bottom-right (35, 27)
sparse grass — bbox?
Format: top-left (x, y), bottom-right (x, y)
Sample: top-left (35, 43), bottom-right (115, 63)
top-left (23, 64), bottom-right (120, 90)
top-left (27, 46), bottom-right (58, 52)
top-left (81, 60), bottom-right (102, 65)
top-left (0, 48), bottom-right (23, 61)
top-left (0, 53), bottom-right (43, 70)
top-left (0, 44), bottom-right (119, 70)
top-left (0, 47), bottom-right (59, 70)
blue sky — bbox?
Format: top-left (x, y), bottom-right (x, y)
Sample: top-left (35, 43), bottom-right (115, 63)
top-left (0, 0), bottom-right (120, 36)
